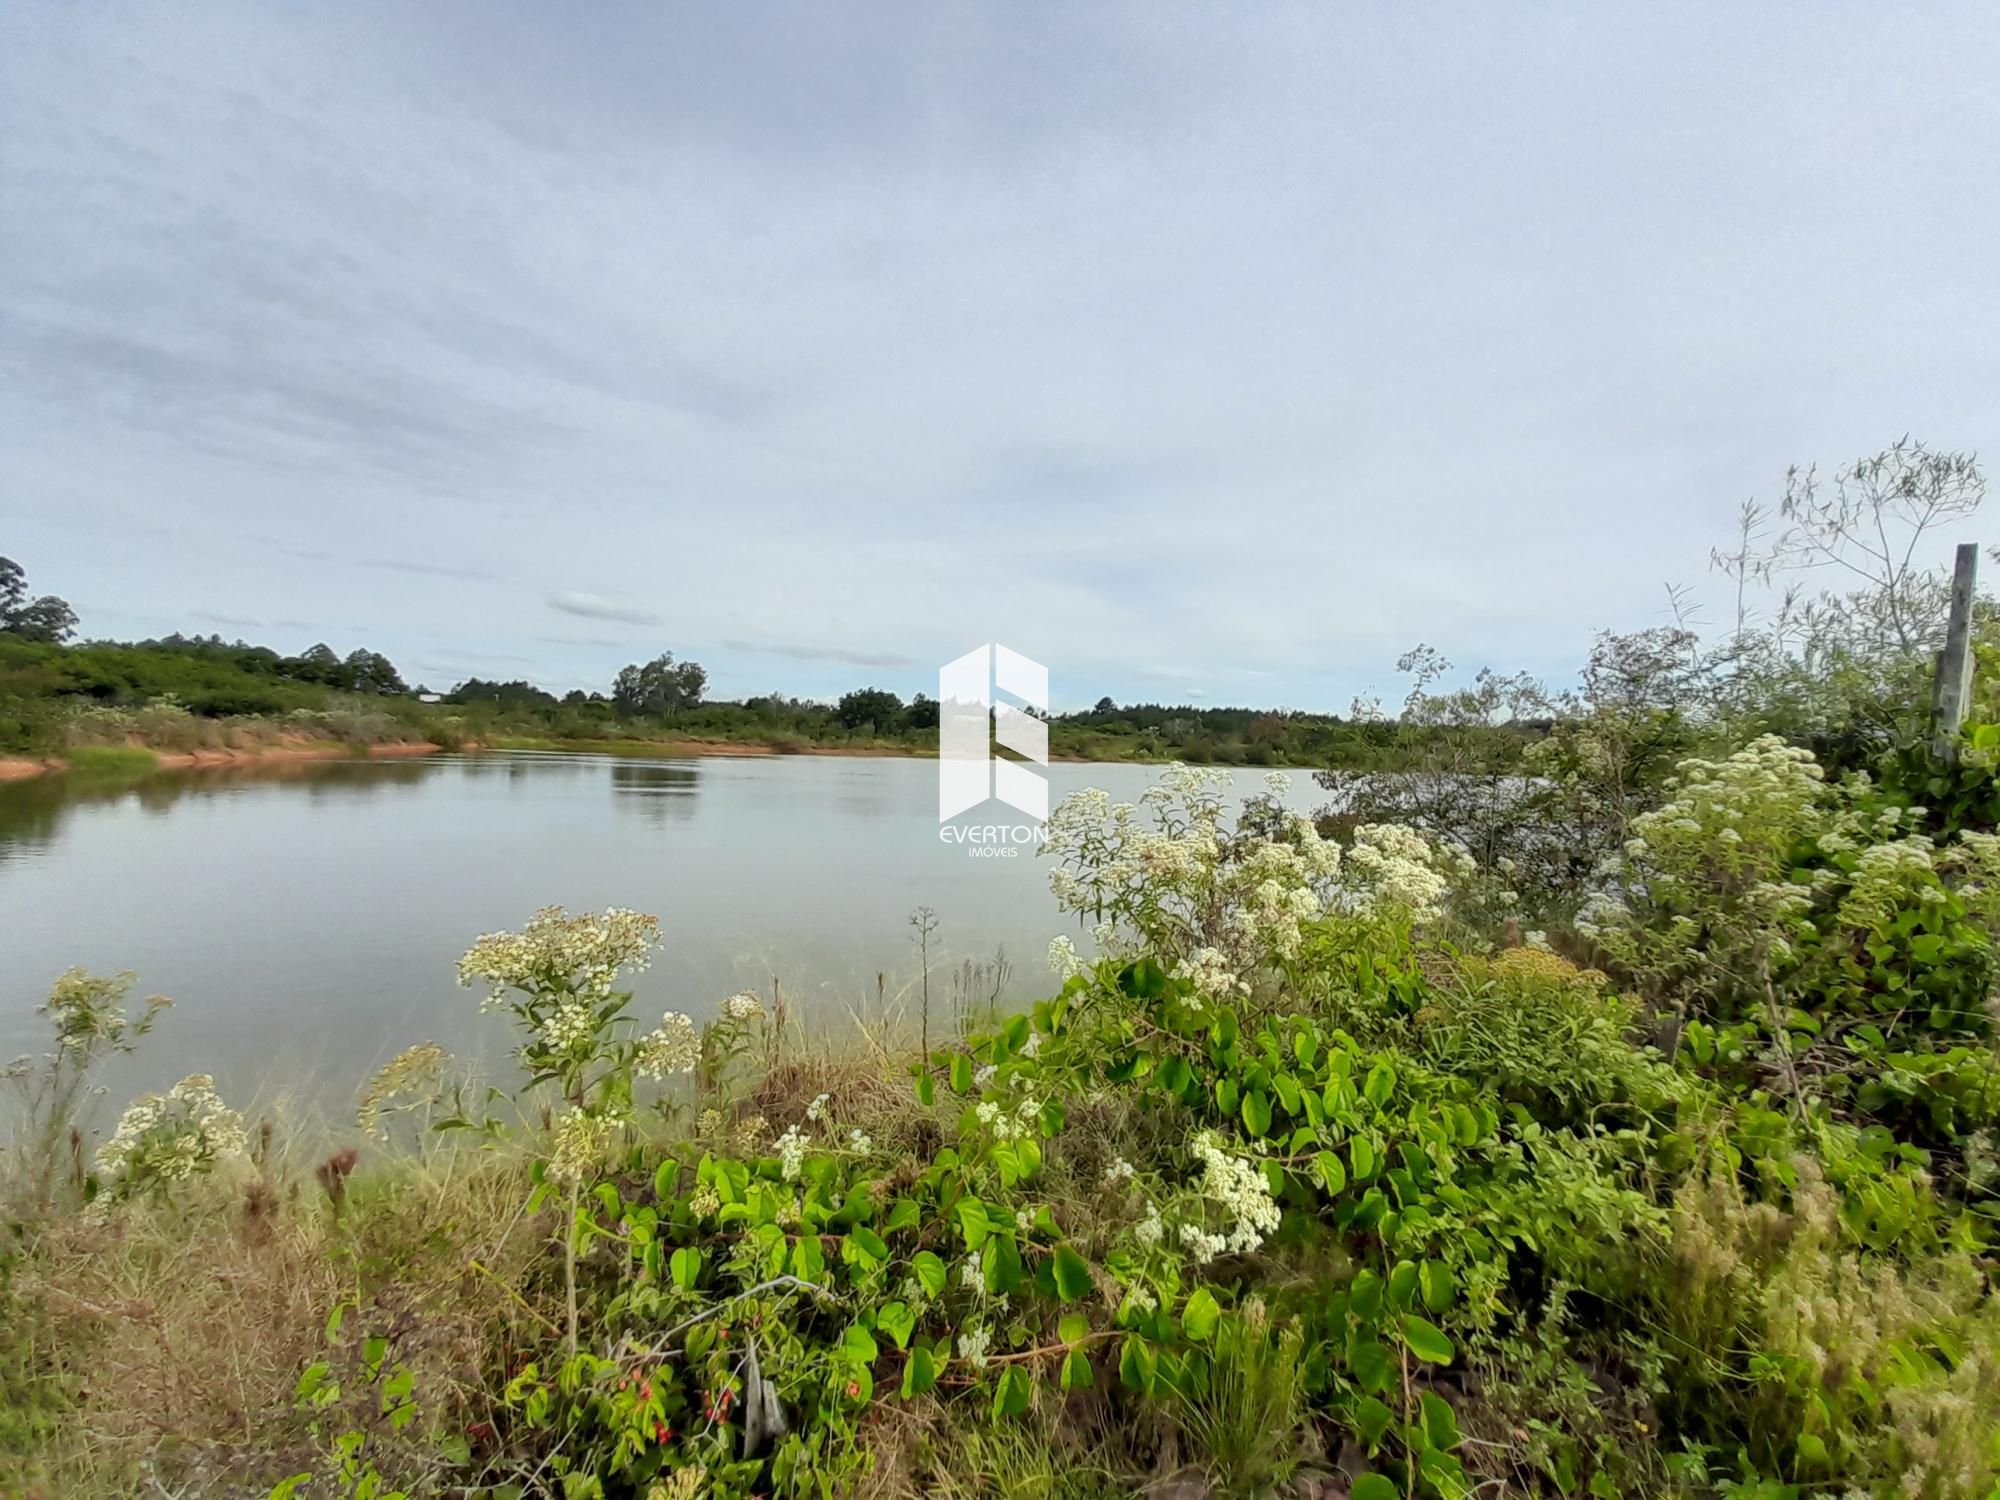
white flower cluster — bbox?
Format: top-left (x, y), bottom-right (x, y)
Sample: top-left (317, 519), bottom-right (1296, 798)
top-left (538, 999), bottom-right (599, 1055)
top-left (457, 906), bottom-right (661, 1010)
top-left (847, 1127), bottom-right (874, 1154)
top-left (1102, 1156), bottom-right (1135, 1185)
top-left (776, 1123), bottom-right (810, 1181)
top-left (974, 1095), bottom-right (1041, 1141)
top-left (548, 1108), bottom-right (617, 1183)
top-left (1133, 1199), bottom-right (1164, 1245)
top-left (956, 1325), bottom-right (992, 1368)
top-left (806, 1092), bottom-right (831, 1123)
top-left (635, 1011), bottom-right (700, 1078)
top-left (1343, 823), bottom-right (1464, 921)
top-left (1044, 766), bottom-right (1458, 1005)
top-left (1184, 1131), bottom-right (1281, 1262)
top-left (96, 1074), bottom-right (248, 1193)
top-left (719, 991), bottom-right (765, 1024)
top-left (1046, 935), bottom-right (1083, 979)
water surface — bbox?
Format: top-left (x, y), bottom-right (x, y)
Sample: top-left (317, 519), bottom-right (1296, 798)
top-left (0, 752), bottom-right (1319, 1111)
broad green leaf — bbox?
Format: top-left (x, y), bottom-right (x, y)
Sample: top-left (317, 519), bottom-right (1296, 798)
top-left (1350, 1136), bottom-right (1378, 1182)
top-left (1060, 1347), bottom-right (1094, 1391)
top-left (1058, 1312), bottom-right (1090, 1345)
top-left (950, 1054), bottom-right (974, 1094)
top-left (1052, 1244), bottom-right (1092, 1303)
top-left (912, 1249), bottom-right (946, 1298)
top-left (1351, 1475), bottom-right (1399, 1500)
top-left (1216, 1076), bottom-right (1240, 1117)
top-left (1182, 1287), bottom-right (1221, 1342)
top-left (1419, 1259), bottom-right (1453, 1315)
top-left (876, 1301), bottom-right (915, 1350)
top-left (1353, 1394), bottom-right (1394, 1447)
top-left (1363, 1060), bottom-right (1396, 1107)
top-left (792, 1234), bottom-right (825, 1283)
top-left (1119, 1334), bottom-right (1156, 1392)
top-left (1387, 1259), bottom-right (1418, 1312)
top-left (1401, 1313), bottom-right (1454, 1365)
top-left (1315, 1150), bottom-right (1347, 1196)
top-left (1348, 1334), bottom-right (1392, 1394)
top-left (670, 1246), bottom-right (701, 1290)
top-left (1242, 1090), bottom-right (1272, 1138)
top-left (1419, 1390), bottom-right (1459, 1450)
top-left (842, 1324), bottom-right (879, 1363)
top-left (991, 1364), bottom-right (1032, 1421)
top-left (901, 1344), bottom-right (937, 1398)
top-left (957, 1197), bottom-right (993, 1249)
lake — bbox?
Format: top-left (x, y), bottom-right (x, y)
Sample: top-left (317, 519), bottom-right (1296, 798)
top-left (0, 751), bottom-right (1323, 1114)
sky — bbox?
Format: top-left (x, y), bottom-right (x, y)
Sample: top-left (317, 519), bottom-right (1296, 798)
top-left (3, 3), bottom-right (1997, 712)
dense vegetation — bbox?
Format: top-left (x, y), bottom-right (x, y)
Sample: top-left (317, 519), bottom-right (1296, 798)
top-left (0, 567), bottom-right (1489, 768)
top-left (4, 440), bottom-right (1999, 1498)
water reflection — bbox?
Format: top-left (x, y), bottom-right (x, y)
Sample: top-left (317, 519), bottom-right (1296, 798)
top-left (610, 760), bottom-right (700, 823)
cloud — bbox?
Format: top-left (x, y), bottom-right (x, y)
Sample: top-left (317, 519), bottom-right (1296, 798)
top-left (547, 593), bottom-right (662, 626)
top-left (722, 638), bottom-right (919, 668)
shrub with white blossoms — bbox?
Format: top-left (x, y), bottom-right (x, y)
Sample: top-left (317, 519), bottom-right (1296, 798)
top-left (457, 906), bottom-right (671, 1108)
top-left (1042, 765), bottom-right (1463, 1007)
top-left (1578, 735), bottom-right (2000, 1034)
top-left (96, 1073), bottom-right (247, 1199)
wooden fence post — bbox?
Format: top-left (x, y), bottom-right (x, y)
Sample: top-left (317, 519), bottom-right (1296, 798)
top-left (1930, 542), bottom-right (1980, 763)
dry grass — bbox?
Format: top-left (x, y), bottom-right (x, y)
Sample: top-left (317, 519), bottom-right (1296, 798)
top-left (4, 1129), bottom-right (543, 1498)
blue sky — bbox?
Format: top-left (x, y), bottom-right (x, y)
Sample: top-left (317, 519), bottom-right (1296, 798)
top-left (3, 3), bottom-right (1996, 710)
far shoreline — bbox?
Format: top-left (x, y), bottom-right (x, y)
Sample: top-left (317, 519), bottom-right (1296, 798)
top-left (0, 736), bottom-right (1183, 782)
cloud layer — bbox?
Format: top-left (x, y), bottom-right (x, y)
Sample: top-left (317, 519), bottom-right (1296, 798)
top-left (4, 3), bottom-right (1996, 709)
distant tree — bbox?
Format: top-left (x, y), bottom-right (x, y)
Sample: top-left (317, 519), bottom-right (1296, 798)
top-left (1093, 695), bottom-right (1117, 715)
top-left (450, 678), bottom-right (559, 709)
top-left (0, 557), bottom-right (24, 618)
top-left (0, 554), bottom-right (79, 643)
top-left (342, 648), bottom-right (408, 695)
top-left (837, 687), bottom-right (903, 730)
top-left (904, 692), bottom-right (940, 731)
top-left (612, 653), bottom-right (708, 717)
top-left (562, 689), bottom-right (589, 706)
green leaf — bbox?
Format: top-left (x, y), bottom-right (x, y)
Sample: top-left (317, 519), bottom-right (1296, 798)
top-left (1293, 1029), bottom-right (1318, 1069)
top-left (1351, 1475), bottom-right (1399, 1500)
top-left (913, 1250), bottom-right (946, 1298)
top-left (1119, 1334), bottom-right (1156, 1392)
top-left (1315, 1150), bottom-right (1347, 1196)
top-left (916, 1069), bottom-right (936, 1107)
top-left (1059, 1312), bottom-right (1090, 1345)
top-left (901, 1344), bottom-right (937, 1398)
top-left (269, 1477), bottom-right (314, 1500)
top-left (1350, 1136), bottom-right (1378, 1182)
top-left (1363, 1060), bottom-right (1396, 1107)
top-left (1419, 1390), bottom-right (1459, 1450)
top-left (842, 1324), bottom-right (880, 1363)
top-left (1060, 1347), bottom-right (1094, 1391)
top-left (991, 1364), bottom-right (1033, 1421)
top-left (957, 1197), bottom-right (993, 1250)
top-left (1388, 1259), bottom-right (1418, 1312)
top-left (1052, 1244), bottom-right (1093, 1303)
top-left (1348, 1335), bottom-right (1392, 1394)
top-left (792, 1234), bottom-right (825, 1283)
top-left (670, 1246), bottom-right (702, 1290)
top-left (1216, 1076), bottom-right (1240, 1117)
top-left (1182, 1287), bottom-right (1221, 1342)
top-left (950, 1054), bottom-right (974, 1094)
top-left (1242, 1090), bottom-right (1272, 1138)
top-left (1419, 1259), bottom-right (1453, 1315)
top-left (1353, 1394), bottom-right (1394, 1447)
top-left (1273, 1072), bottom-right (1302, 1115)
top-left (983, 1234), bottom-right (1023, 1294)
top-left (876, 1301), bottom-right (916, 1350)
top-left (1401, 1314), bottom-right (1454, 1365)
top-left (885, 1197), bottom-right (921, 1233)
